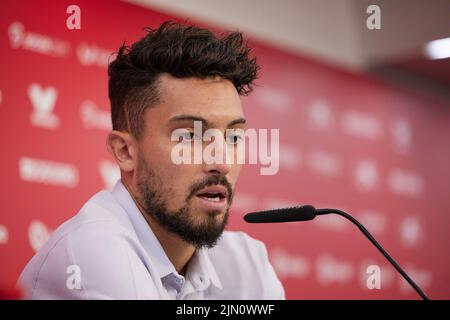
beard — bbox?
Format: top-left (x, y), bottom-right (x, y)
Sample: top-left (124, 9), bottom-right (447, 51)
top-left (135, 155), bottom-right (233, 249)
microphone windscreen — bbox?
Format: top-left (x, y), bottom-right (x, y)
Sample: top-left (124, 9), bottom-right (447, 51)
top-left (244, 205), bottom-right (316, 223)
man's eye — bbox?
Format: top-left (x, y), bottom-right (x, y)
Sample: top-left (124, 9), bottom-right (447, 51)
top-left (226, 134), bottom-right (243, 145)
top-left (181, 131), bottom-right (201, 141)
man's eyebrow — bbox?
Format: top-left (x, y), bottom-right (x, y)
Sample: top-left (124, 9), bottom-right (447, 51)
top-left (168, 115), bottom-right (246, 127)
top-left (228, 117), bottom-right (246, 127)
top-left (168, 115), bottom-right (208, 126)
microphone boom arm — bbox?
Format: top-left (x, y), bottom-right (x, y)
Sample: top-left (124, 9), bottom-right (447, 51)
top-left (316, 208), bottom-right (429, 300)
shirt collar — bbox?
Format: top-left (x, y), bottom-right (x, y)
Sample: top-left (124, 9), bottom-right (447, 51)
top-left (111, 179), bottom-right (175, 279)
top-left (111, 179), bottom-right (222, 290)
top-left (189, 248), bottom-right (223, 290)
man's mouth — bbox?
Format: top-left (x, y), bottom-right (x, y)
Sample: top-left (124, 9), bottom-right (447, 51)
top-left (195, 186), bottom-right (228, 203)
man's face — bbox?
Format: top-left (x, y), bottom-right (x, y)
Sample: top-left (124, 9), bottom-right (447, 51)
top-left (135, 74), bottom-right (245, 248)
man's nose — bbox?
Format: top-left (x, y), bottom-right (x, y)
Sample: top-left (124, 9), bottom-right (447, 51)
top-left (204, 162), bottom-right (232, 177)
top-left (202, 141), bottom-right (233, 176)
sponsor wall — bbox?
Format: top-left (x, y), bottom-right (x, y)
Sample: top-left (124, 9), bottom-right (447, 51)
top-left (1, 0), bottom-right (450, 299)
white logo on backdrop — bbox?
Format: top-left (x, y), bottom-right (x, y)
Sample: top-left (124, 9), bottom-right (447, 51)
top-left (308, 99), bottom-right (333, 130)
top-left (255, 86), bottom-right (291, 112)
top-left (66, 5), bottom-right (81, 30)
top-left (400, 216), bottom-right (423, 248)
top-left (391, 119), bottom-right (412, 154)
top-left (28, 83), bottom-right (60, 129)
top-left (0, 225), bottom-right (9, 244)
top-left (19, 157), bottom-right (79, 188)
top-left (387, 168), bottom-right (424, 197)
top-left (77, 42), bottom-right (113, 68)
top-left (80, 100), bottom-right (112, 131)
top-left (341, 110), bottom-right (383, 140)
top-left (354, 159), bottom-right (379, 192)
top-left (99, 160), bottom-right (120, 190)
top-left (306, 150), bottom-right (342, 177)
top-left (316, 254), bottom-right (354, 286)
top-left (29, 220), bottom-right (52, 252)
top-left (359, 260), bottom-right (395, 291)
top-left (357, 210), bottom-right (387, 236)
top-left (279, 144), bottom-right (301, 171)
top-left (365, 265), bottom-right (381, 289)
top-left (8, 21), bottom-right (70, 57)
top-left (270, 248), bottom-right (311, 279)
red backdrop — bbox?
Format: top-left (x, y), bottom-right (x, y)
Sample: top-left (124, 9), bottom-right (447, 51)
top-left (1, 0), bottom-right (450, 299)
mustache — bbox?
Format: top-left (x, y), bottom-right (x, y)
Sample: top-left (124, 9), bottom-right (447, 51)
top-left (187, 175), bottom-right (233, 203)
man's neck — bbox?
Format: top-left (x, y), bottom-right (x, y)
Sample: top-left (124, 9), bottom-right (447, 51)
top-left (123, 180), bottom-right (196, 275)
top-left (142, 211), bottom-right (196, 276)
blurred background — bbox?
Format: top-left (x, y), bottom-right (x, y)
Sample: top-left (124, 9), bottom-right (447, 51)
top-left (1, 0), bottom-right (449, 299)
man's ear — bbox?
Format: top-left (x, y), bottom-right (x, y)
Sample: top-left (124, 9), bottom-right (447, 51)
top-left (106, 130), bottom-right (137, 173)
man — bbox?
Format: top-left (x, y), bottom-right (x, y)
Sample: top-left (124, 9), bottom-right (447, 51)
top-left (18, 21), bottom-right (285, 299)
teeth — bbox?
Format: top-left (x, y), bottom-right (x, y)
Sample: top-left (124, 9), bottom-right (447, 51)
top-left (201, 196), bottom-right (220, 202)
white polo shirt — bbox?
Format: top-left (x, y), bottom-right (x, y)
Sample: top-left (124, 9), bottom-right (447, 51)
top-left (18, 180), bottom-right (285, 300)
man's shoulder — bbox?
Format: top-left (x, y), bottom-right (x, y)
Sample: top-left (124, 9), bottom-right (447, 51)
top-left (34, 189), bottom-right (138, 265)
top-left (18, 190), bottom-right (141, 299)
top-left (47, 189), bottom-right (132, 244)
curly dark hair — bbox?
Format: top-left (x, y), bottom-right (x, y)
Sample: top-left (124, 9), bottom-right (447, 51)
top-left (108, 21), bottom-right (259, 139)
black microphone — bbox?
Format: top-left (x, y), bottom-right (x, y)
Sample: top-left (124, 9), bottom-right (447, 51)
top-left (244, 205), bottom-right (429, 300)
top-left (244, 205), bottom-right (316, 223)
